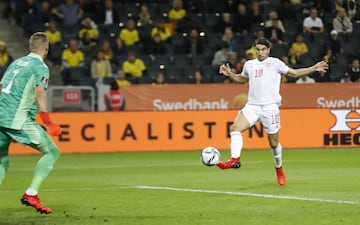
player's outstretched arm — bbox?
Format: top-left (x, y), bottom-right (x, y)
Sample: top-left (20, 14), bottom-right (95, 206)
top-left (287, 61), bottom-right (328, 78)
top-left (219, 63), bottom-right (248, 84)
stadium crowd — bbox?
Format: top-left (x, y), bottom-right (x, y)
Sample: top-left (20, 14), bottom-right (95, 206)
top-left (1, 0), bottom-right (360, 85)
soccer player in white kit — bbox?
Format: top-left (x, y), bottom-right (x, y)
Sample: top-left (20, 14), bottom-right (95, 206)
top-left (217, 38), bottom-right (328, 186)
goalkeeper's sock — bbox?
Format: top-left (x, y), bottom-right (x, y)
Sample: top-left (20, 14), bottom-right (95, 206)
top-left (230, 131), bottom-right (243, 159)
top-left (25, 188), bottom-right (38, 196)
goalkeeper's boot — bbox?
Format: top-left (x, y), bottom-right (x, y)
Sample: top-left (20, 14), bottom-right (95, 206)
top-left (275, 166), bottom-right (286, 186)
top-left (21, 194), bottom-right (52, 214)
top-left (217, 157), bottom-right (241, 169)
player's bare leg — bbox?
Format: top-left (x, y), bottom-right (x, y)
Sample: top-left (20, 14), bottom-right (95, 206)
top-left (217, 111), bottom-right (250, 169)
top-left (268, 133), bottom-right (286, 185)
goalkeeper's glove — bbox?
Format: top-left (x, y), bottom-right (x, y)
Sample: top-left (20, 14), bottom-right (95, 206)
top-left (39, 112), bottom-right (62, 136)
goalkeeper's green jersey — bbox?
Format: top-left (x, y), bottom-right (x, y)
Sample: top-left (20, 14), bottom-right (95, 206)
top-left (0, 53), bottom-right (49, 130)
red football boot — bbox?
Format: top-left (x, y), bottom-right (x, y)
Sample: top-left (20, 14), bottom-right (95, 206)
top-left (217, 157), bottom-right (241, 169)
top-left (21, 194), bottom-right (52, 214)
top-left (275, 166), bottom-right (286, 186)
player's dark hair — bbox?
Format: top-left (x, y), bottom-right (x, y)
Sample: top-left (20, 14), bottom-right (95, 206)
top-left (255, 38), bottom-right (271, 48)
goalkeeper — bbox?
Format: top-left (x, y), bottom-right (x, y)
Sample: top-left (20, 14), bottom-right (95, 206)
top-left (0, 32), bottom-right (62, 214)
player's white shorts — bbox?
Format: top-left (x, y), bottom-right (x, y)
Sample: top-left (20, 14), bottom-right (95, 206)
top-left (241, 103), bottom-right (281, 134)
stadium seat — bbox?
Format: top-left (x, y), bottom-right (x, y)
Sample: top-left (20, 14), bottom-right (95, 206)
top-left (164, 65), bottom-right (184, 78)
top-left (171, 54), bottom-right (191, 67)
top-left (329, 63), bottom-right (346, 82)
top-left (123, 3), bottom-right (140, 18)
top-left (192, 55), bottom-right (210, 67)
top-left (203, 13), bottom-right (221, 32)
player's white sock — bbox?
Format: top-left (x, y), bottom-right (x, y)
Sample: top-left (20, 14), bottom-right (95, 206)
top-left (25, 188), bottom-right (38, 196)
top-left (272, 143), bottom-right (282, 168)
top-left (230, 131), bottom-right (243, 159)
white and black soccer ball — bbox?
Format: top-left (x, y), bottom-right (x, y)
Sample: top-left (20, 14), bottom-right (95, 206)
top-left (200, 147), bottom-right (220, 166)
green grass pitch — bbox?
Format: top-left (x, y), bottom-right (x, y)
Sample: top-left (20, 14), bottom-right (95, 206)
top-left (0, 148), bottom-right (359, 225)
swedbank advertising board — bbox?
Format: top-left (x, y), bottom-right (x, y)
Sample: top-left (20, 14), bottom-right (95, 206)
top-left (10, 83), bottom-right (360, 154)
top-left (121, 83), bottom-right (360, 111)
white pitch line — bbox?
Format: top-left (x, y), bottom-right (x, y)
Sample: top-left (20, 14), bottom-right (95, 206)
top-left (132, 186), bottom-right (359, 205)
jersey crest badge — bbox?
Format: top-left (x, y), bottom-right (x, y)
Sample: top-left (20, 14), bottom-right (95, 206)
top-left (41, 77), bottom-right (48, 85)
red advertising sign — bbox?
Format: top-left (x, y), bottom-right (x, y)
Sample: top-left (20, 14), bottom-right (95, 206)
top-left (63, 90), bottom-right (81, 103)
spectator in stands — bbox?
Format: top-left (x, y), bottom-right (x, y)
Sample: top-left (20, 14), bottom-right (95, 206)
top-left (104, 80), bottom-right (125, 111)
top-left (112, 37), bottom-right (127, 58)
top-left (99, 39), bottom-right (114, 63)
top-left (36, 1), bottom-right (52, 24)
top-left (193, 68), bottom-right (203, 84)
top-left (333, 7), bottom-right (353, 37)
top-left (115, 69), bottom-right (131, 86)
top-left (264, 11), bottom-right (286, 33)
top-left (51, 0), bottom-right (84, 28)
top-left (79, 31), bottom-right (97, 53)
top-left (222, 28), bottom-right (237, 52)
top-left (90, 50), bottom-right (112, 80)
top-left (327, 30), bottom-right (344, 57)
top-left (235, 56), bottom-right (247, 73)
top-left (183, 0), bottom-right (206, 14)
top-left (95, 0), bottom-right (120, 26)
top-left (119, 19), bottom-right (140, 47)
top-left (21, 0), bottom-right (52, 36)
top-left (168, 0), bottom-right (186, 24)
top-left (296, 75), bottom-right (316, 84)
top-left (345, 0), bottom-right (359, 21)
top-left (340, 72), bottom-right (352, 83)
top-left (181, 28), bottom-right (205, 57)
top-left (243, 30), bottom-right (264, 60)
top-left (277, 0), bottom-right (297, 23)
top-left (45, 21), bottom-right (62, 46)
top-left (289, 33), bottom-right (308, 65)
top-left (2, 0), bottom-right (16, 24)
top-left (233, 3), bottom-right (252, 34)
top-left (323, 48), bottom-right (337, 64)
top-left (245, 42), bottom-right (257, 60)
top-left (214, 12), bottom-right (234, 34)
top-left (347, 58), bottom-right (360, 82)
top-left (280, 56), bottom-right (289, 83)
top-left (144, 33), bottom-right (167, 55)
top-left (303, 7), bottom-right (324, 34)
top-left (228, 52), bottom-right (238, 70)
top-left (61, 39), bottom-right (85, 85)
top-left (14, 0), bottom-right (37, 27)
top-left (152, 71), bottom-right (167, 85)
top-left (78, 17), bottom-right (99, 45)
top-left (45, 21), bottom-right (62, 66)
top-left (212, 41), bottom-right (230, 67)
top-left (122, 52), bottom-right (146, 84)
top-left (264, 17), bottom-right (285, 45)
top-left (221, 0), bottom-right (238, 14)
top-left (0, 41), bottom-right (13, 79)
top-left (138, 4), bottom-right (153, 27)
top-left (250, 1), bottom-right (262, 23)
top-left (151, 19), bottom-right (172, 43)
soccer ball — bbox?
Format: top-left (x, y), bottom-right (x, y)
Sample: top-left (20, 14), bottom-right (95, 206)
top-left (200, 147), bottom-right (220, 166)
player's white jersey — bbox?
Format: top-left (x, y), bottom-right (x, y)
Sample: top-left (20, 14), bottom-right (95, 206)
top-left (241, 57), bottom-right (289, 105)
